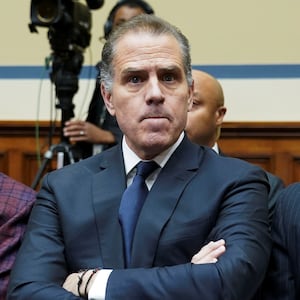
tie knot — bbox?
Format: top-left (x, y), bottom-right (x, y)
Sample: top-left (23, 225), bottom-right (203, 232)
top-left (136, 161), bottom-right (159, 179)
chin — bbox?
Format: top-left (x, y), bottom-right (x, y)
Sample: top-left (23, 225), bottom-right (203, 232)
top-left (144, 133), bottom-right (174, 149)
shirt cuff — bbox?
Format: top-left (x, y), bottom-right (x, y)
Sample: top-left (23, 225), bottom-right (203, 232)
top-left (88, 269), bottom-right (112, 300)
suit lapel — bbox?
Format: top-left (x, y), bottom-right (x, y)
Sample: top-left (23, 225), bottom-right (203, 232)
top-left (131, 137), bottom-right (203, 267)
top-left (92, 146), bottom-right (126, 268)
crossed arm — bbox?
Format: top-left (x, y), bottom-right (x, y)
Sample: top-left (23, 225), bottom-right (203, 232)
top-left (7, 161), bottom-right (271, 300)
top-left (63, 239), bottom-right (226, 298)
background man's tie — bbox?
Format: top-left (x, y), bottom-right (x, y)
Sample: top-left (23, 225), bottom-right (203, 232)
top-left (119, 161), bottom-right (158, 267)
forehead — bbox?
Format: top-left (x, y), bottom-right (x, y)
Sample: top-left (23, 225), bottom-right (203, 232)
top-left (113, 32), bottom-right (184, 73)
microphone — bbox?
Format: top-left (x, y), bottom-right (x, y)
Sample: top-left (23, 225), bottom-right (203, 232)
top-left (86, 0), bottom-right (104, 10)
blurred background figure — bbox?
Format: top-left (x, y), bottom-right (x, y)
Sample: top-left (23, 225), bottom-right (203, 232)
top-left (0, 172), bottom-right (36, 299)
top-left (186, 69), bottom-right (227, 150)
top-left (185, 69), bottom-right (285, 224)
top-left (262, 182), bottom-right (300, 299)
top-left (63, 0), bottom-right (155, 159)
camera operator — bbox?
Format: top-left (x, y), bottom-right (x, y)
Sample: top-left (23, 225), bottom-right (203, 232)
top-left (63, 0), bottom-right (155, 159)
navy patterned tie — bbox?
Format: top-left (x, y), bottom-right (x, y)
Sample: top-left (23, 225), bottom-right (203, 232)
top-left (119, 161), bottom-right (158, 267)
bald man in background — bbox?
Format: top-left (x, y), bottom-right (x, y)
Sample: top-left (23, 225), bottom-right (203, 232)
top-left (186, 69), bottom-right (226, 150)
top-left (185, 69), bottom-right (285, 225)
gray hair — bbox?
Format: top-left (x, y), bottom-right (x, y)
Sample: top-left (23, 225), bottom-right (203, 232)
top-left (100, 14), bottom-right (193, 92)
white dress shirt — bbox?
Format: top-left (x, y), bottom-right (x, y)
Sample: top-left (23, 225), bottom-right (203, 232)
top-left (212, 142), bottom-right (219, 154)
top-left (89, 133), bottom-right (184, 299)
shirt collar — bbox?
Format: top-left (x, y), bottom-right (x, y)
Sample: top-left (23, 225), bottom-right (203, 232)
top-left (122, 132), bottom-right (184, 175)
top-left (212, 142), bottom-right (219, 154)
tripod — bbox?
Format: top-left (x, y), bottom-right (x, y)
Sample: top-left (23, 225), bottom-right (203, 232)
top-left (31, 50), bottom-right (84, 190)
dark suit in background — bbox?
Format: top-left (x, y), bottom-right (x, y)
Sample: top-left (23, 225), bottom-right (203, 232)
top-left (262, 183), bottom-right (300, 299)
top-left (0, 173), bottom-right (36, 299)
top-left (265, 172), bottom-right (285, 225)
top-left (8, 138), bottom-right (271, 300)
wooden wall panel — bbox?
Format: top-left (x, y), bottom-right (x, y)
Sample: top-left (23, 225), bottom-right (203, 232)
top-left (218, 122), bottom-right (300, 186)
top-left (291, 156), bottom-right (300, 184)
top-left (1, 121), bottom-right (300, 189)
top-left (0, 121), bottom-right (60, 189)
top-left (0, 150), bottom-right (8, 174)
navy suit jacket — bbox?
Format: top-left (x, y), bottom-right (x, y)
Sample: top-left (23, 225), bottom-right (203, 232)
top-left (8, 137), bottom-right (271, 300)
top-left (262, 183), bottom-right (300, 299)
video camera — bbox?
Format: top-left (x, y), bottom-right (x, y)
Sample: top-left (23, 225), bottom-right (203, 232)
top-left (29, 0), bottom-right (104, 52)
top-left (28, 0), bottom-right (104, 144)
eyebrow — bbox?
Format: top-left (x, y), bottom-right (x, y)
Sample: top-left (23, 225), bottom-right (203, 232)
top-left (121, 67), bottom-right (142, 74)
top-left (121, 65), bottom-right (182, 75)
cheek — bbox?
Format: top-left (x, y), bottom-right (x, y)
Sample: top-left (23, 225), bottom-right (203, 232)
top-left (188, 110), bottom-right (203, 123)
top-left (186, 113), bottom-right (196, 130)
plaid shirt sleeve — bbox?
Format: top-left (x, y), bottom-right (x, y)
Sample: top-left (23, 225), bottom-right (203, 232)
top-left (0, 173), bottom-right (36, 299)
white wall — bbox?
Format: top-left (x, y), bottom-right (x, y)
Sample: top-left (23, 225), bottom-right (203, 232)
top-left (1, 1), bottom-right (299, 121)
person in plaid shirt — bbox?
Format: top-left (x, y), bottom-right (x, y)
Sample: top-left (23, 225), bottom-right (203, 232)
top-left (0, 172), bottom-right (36, 299)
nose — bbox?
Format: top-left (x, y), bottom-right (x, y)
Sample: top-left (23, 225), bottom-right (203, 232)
top-left (145, 77), bottom-right (164, 104)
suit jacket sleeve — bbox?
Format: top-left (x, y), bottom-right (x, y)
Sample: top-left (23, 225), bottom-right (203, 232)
top-left (7, 173), bottom-right (83, 300)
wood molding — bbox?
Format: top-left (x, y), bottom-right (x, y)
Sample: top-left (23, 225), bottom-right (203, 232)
top-left (0, 120), bottom-right (60, 136)
top-left (1, 120), bottom-right (300, 137)
top-left (221, 122), bottom-right (300, 138)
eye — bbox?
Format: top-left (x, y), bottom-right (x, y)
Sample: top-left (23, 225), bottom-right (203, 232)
top-left (192, 99), bottom-right (202, 108)
top-left (129, 76), bottom-right (142, 84)
top-left (162, 73), bottom-right (175, 82)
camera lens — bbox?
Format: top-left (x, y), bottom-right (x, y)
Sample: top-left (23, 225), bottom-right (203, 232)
top-left (36, 0), bottom-right (59, 23)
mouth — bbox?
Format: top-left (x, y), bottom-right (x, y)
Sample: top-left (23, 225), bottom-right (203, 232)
top-left (144, 116), bottom-right (167, 120)
top-left (141, 112), bottom-right (170, 121)
top-left (140, 116), bottom-right (170, 131)
top-left (140, 116), bottom-right (170, 126)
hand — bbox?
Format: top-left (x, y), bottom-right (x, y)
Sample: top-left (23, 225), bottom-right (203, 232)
top-left (63, 120), bottom-right (115, 144)
top-left (191, 239), bottom-right (226, 264)
top-left (63, 269), bottom-right (99, 298)
top-left (63, 272), bottom-right (80, 296)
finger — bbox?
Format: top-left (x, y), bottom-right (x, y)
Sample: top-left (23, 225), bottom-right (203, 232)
top-left (62, 273), bottom-right (78, 291)
top-left (192, 239), bottom-right (225, 261)
top-left (65, 120), bottom-right (80, 126)
top-left (192, 245), bottom-right (226, 264)
top-left (69, 136), bottom-right (88, 142)
top-left (191, 239), bottom-right (226, 264)
top-left (192, 241), bottom-right (214, 261)
top-left (64, 124), bottom-right (83, 132)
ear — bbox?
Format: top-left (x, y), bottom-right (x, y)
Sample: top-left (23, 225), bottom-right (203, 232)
top-left (101, 82), bottom-right (116, 116)
top-left (187, 80), bottom-right (194, 112)
top-left (216, 106), bottom-right (227, 125)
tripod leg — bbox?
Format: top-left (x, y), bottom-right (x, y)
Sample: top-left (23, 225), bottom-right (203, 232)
top-left (31, 143), bottom-right (76, 189)
top-left (31, 149), bottom-right (53, 189)
top-left (57, 152), bottom-right (64, 169)
top-left (65, 145), bottom-right (75, 165)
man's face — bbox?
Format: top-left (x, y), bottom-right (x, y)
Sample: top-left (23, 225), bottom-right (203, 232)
top-left (185, 72), bottom-right (225, 147)
top-left (102, 32), bottom-right (193, 159)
